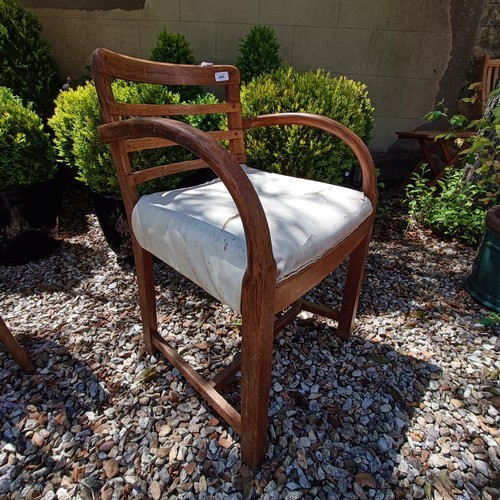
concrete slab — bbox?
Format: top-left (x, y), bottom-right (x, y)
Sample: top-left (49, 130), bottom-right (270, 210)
top-left (292, 27), bottom-right (372, 74)
top-left (63, 18), bottom-right (141, 63)
top-left (139, 21), bottom-right (216, 62)
top-left (180, 0), bottom-right (258, 24)
top-left (360, 75), bottom-right (405, 118)
top-left (367, 31), bottom-right (424, 78)
top-left (398, 78), bottom-right (441, 119)
top-left (338, 0), bottom-right (380, 29)
top-left (259, 0), bottom-right (340, 27)
top-left (376, 0), bottom-right (424, 31)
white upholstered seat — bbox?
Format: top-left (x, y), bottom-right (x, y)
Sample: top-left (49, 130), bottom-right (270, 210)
top-left (132, 166), bottom-right (373, 312)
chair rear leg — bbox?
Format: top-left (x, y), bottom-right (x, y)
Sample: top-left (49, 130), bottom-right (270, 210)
top-left (337, 235), bottom-right (371, 340)
top-left (132, 242), bottom-right (158, 354)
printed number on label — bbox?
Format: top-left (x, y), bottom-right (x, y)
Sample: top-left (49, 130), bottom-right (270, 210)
top-left (215, 71), bottom-right (229, 82)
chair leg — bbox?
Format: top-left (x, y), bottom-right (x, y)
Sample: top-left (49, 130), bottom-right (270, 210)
top-left (337, 234), bottom-right (371, 340)
top-left (133, 244), bottom-right (158, 354)
top-left (0, 317), bottom-right (35, 373)
top-left (239, 279), bottom-right (276, 468)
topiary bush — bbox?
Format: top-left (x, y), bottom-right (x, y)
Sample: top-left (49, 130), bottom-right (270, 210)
top-left (150, 28), bottom-right (199, 101)
top-left (241, 66), bottom-right (374, 184)
top-left (49, 81), bottom-right (223, 195)
top-left (0, 86), bottom-right (56, 191)
top-left (0, 0), bottom-right (59, 119)
top-left (236, 25), bottom-right (282, 83)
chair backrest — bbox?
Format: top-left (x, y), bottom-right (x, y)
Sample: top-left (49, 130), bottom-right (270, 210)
top-left (91, 47), bottom-right (247, 173)
top-left (480, 53), bottom-right (500, 108)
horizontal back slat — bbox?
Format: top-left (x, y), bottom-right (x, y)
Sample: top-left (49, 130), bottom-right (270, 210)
top-left (126, 130), bottom-right (244, 152)
top-left (99, 48), bottom-right (240, 86)
top-left (109, 101), bottom-right (241, 118)
top-left (130, 159), bottom-right (208, 186)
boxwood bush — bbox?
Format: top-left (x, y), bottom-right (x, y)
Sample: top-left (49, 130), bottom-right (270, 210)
top-left (49, 81), bottom-right (223, 195)
top-left (236, 25), bottom-right (282, 83)
top-left (0, 86), bottom-right (56, 191)
top-left (0, 0), bottom-right (59, 119)
top-left (150, 28), bottom-right (199, 101)
top-left (241, 66), bottom-right (374, 184)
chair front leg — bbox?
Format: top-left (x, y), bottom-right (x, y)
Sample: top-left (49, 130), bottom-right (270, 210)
top-left (239, 276), bottom-right (276, 468)
top-left (132, 240), bottom-right (158, 354)
top-left (337, 233), bottom-right (372, 340)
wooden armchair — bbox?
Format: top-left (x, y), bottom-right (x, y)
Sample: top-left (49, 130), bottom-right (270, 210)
top-left (92, 48), bottom-right (377, 467)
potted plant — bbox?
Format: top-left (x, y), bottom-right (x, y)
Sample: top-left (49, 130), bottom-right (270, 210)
top-left (49, 80), bottom-right (223, 261)
top-left (0, 0), bottom-right (60, 120)
top-left (0, 87), bottom-right (60, 265)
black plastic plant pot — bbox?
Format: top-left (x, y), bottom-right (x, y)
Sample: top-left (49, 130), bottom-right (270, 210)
top-left (89, 191), bottom-right (134, 263)
top-left (465, 205), bottom-right (500, 312)
top-left (0, 180), bottom-right (61, 266)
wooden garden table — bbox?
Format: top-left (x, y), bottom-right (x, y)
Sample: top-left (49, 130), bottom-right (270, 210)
top-left (397, 129), bottom-right (477, 186)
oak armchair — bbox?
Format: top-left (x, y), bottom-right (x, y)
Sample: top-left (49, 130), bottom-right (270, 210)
top-left (92, 48), bottom-right (378, 467)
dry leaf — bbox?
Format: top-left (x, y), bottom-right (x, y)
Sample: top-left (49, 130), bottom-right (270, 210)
top-left (54, 411), bottom-right (68, 426)
top-left (297, 450), bottom-right (308, 469)
top-left (355, 472), bottom-right (377, 489)
top-left (432, 471), bottom-right (459, 500)
top-left (218, 436), bottom-right (234, 449)
top-left (185, 462), bottom-right (196, 475)
top-left (71, 466), bottom-right (86, 482)
top-left (31, 433), bottom-right (45, 447)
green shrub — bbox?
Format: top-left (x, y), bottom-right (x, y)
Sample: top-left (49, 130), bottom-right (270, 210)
top-left (49, 81), bottom-right (223, 195)
top-left (405, 166), bottom-right (486, 244)
top-left (405, 84), bottom-right (500, 244)
top-left (236, 25), bottom-right (282, 83)
top-left (150, 28), bottom-right (199, 101)
top-left (241, 66), bottom-right (374, 184)
top-left (0, 0), bottom-right (59, 118)
top-left (0, 86), bottom-right (55, 190)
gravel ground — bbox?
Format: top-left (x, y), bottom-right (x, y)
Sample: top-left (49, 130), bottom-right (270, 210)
top-left (0, 187), bottom-right (499, 500)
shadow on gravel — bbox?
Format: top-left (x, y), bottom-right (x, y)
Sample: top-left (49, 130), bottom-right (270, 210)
top-left (250, 321), bottom-right (439, 496)
top-left (58, 186), bottom-right (93, 238)
top-left (0, 338), bottom-right (112, 497)
top-left (0, 317), bottom-right (437, 498)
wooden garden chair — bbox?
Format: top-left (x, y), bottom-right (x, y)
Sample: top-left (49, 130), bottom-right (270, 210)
top-left (480, 54), bottom-right (500, 107)
top-left (92, 48), bottom-right (378, 467)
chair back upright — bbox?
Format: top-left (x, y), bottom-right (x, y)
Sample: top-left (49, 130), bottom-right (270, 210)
top-left (480, 54), bottom-right (500, 109)
top-left (91, 48), bottom-right (246, 198)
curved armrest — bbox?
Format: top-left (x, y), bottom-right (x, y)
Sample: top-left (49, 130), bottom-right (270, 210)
top-left (243, 113), bottom-right (378, 208)
top-left (98, 117), bottom-right (276, 280)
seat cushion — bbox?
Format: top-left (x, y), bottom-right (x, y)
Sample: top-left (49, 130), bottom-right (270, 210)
top-left (132, 166), bottom-right (373, 312)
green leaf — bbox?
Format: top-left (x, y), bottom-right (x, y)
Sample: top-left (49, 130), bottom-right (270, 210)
top-left (424, 110), bottom-right (446, 121)
top-left (449, 114), bottom-right (467, 128)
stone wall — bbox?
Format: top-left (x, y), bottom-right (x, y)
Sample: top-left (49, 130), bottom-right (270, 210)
top-left (23, 0), bottom-right (484, 174)
top-left (466, 0), bottom-right (500, 84)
